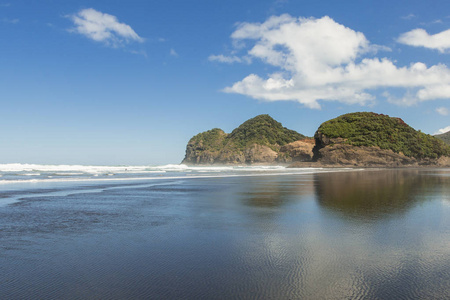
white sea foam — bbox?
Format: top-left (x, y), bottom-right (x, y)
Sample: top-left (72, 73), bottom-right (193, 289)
top-left (52, 172), bottom-right (85, 176)
top-left (150, 164), bottom-right (287, 172)
top-left (0, 163), bottom-right (285, 175)
top-left (0, 168), bottom-right (354, 186)
top-left (0, 163), bottom-right (153, 174)
top-left (0, 163), bottom-right (360, 187)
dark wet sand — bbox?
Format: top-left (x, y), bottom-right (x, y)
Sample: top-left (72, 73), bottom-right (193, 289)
top-left (1, 169), bottom-right (449, 299)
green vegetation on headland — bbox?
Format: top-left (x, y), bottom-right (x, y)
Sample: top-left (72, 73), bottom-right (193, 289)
top-left (189, 114), bottom-right (305, 152)
top-left (227, 114), bottom-right (305, 150)
top-left (316, 112), bottom-right (450, 159)
top-left (182, 112), bottom-right (450, 167)
top-left (183, 114), bottom-right (310, 165)
top-left (189, 128), bottom-right (227, 152)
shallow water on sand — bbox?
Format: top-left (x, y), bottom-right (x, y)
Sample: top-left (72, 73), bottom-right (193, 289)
top-left (1, 168), bottom-right (449, 299)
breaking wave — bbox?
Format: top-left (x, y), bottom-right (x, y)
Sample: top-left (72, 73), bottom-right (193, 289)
top-left (0, 163), bottom-right (347, 186)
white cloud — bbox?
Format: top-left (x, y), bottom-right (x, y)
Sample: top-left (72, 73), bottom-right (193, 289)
top-left (129, 49), bottom-right (148, 58)
top-left (436, 107), bottom-right (449, 116)
top-left (170, 48), bottom-right (178, 57)
top-left (69, 8), bottom-right (143, 47)
top-left (208, 54), bottom-right (251, 64)
top-left (398, 28), bottom-right (450, 53)
top-left (401, 14), bottom-right (416, 20)
top-left (434, 126), bottom-right (450, 135)
top-left (1, 17), bottom-right (18, 24)
top-left (212, 15), bottom-right (450, 109)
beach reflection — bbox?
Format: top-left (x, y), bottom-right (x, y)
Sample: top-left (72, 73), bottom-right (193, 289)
top-left (238, 176), bottom-right (313, 208)
top-left (314, 169), bottom-right (450, 220)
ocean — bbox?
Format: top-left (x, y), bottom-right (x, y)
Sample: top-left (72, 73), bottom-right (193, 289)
top-left (0, 164), bottom-right (449, 299)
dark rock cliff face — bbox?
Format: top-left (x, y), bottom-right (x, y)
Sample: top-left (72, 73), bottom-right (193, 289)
top-left (310, 141), bottom-right (450, 167)
top-left (182, 115), bottom-right (313, 165)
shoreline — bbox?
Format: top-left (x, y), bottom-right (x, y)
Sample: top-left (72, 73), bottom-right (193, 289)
top-left (183, 162), bottom-right (450, 169)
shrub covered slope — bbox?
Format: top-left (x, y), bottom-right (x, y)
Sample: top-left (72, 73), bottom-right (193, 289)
top-left (316, 112), bottom-right (450, 159)
top-left (182, 114), bottom-right (308, 164)
top-left (227, 114), bottom-right (305, 150)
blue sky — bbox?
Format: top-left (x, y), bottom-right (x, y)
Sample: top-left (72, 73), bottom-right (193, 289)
top-left (1, 0), bottom-right (450, 165)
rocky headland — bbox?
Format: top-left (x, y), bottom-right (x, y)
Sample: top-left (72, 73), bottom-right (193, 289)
top-left (182, 112), bottom-right (450, 168)
top-left (182, 115), bottom-right (314, 165)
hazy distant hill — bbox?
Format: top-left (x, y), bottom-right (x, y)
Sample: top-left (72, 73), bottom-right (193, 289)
top-left (435, 131), bottom-right (450, 145)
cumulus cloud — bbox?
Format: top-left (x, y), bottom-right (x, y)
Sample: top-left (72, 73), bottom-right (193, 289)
top-left (170, 48), bottom-right (178, 57)
top-left (213, 15), bottom-right (450, 109)
top-left (434, 126), bottom-right (450, 135)
top-left (398, 28), bottom-right (450, 53)
top-left (436, 107), bottom-right (449, 116)
top-left (208, 54), bottom-right (251, 64)
top-left (69, 8), bottom-right (143, 47)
